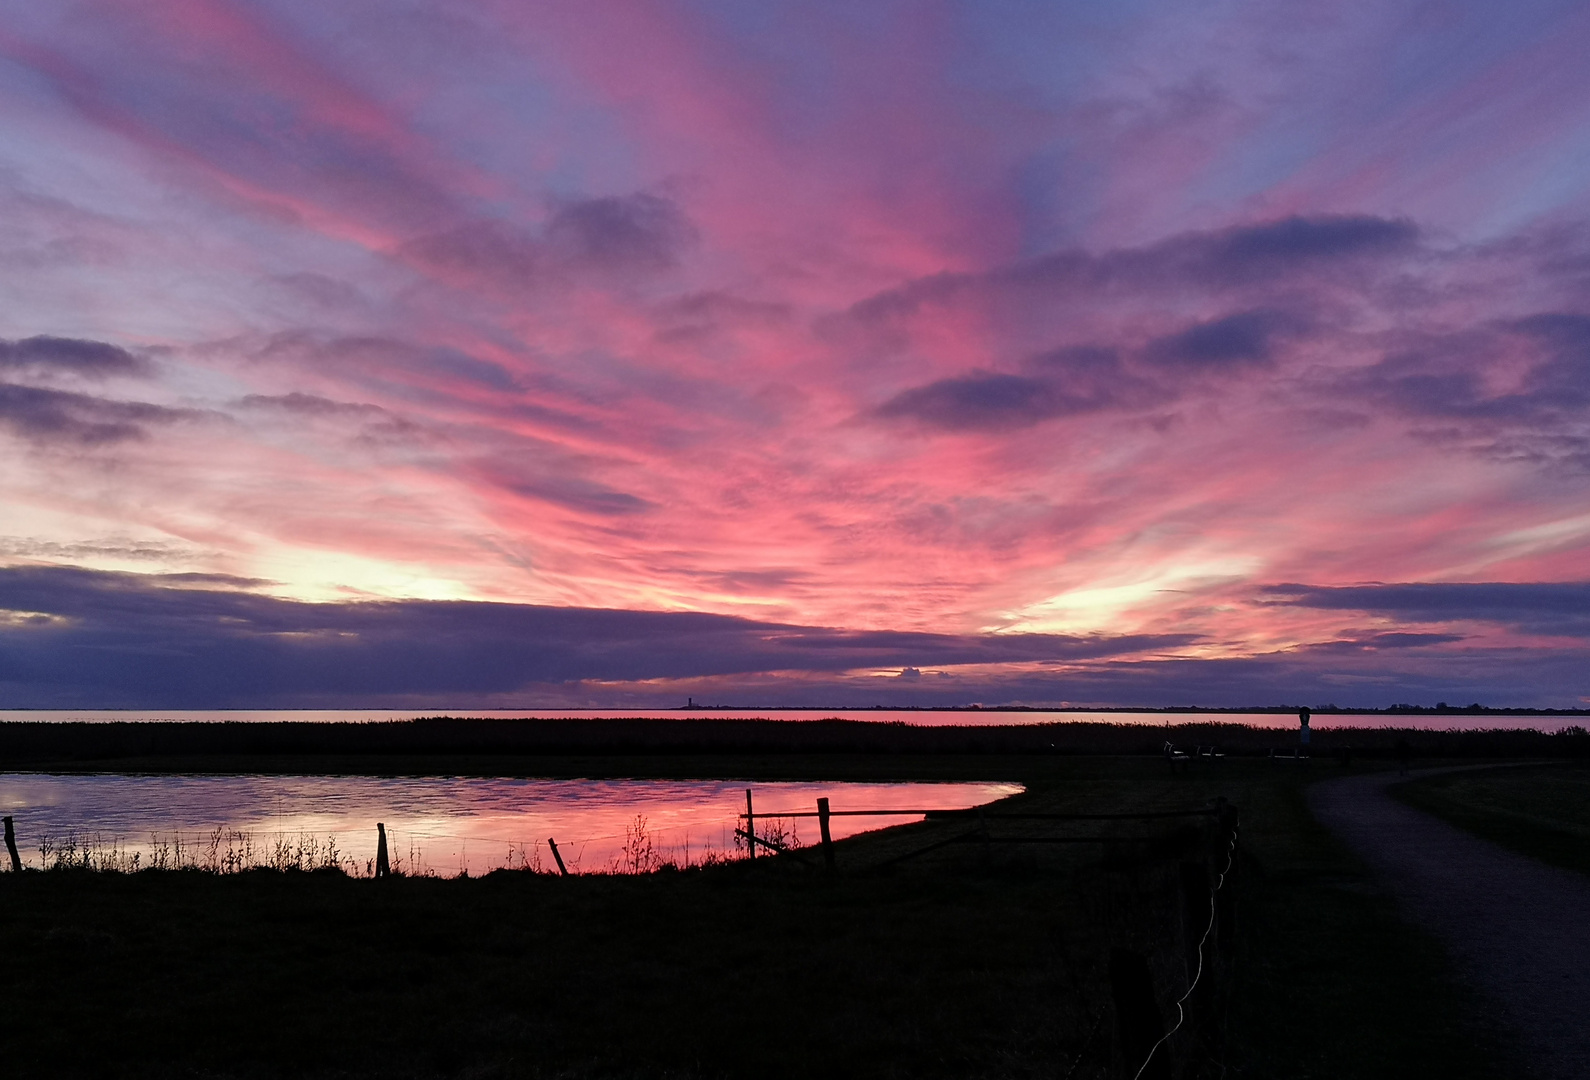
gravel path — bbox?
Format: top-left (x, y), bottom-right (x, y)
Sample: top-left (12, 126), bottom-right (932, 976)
top-left (1308, 770), bottom-right (1590, 1080)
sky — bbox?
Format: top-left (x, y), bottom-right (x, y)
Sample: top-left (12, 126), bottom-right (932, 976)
top-left (1, 0), bottom-right (1588, 709)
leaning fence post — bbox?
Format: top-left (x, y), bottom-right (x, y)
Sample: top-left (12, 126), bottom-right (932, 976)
top-left (817, 797), bottom-right (835, 870)
top-left (3, 816), bottom-right (20, 872)
top-left (745, 788), bottom-right (756, 861)
top-left (374, 823), bottom-right (390, 878)
top-left (547, 837), bottom-right (569, 876)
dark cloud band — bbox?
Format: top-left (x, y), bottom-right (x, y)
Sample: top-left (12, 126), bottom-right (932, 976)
top-left (0, 565), bottom-right (1187, 707)
top-left (0, 383), bottom-right (202, 446)
top-left (1261, 581), bottom-right (1590, 637)
top-left (0, 336), bottom-right (146, 377)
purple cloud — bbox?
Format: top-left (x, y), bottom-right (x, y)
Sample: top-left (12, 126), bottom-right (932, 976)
top-left (0, 383), bottom-right (201, 446)
top-left (0, 565), bottom-right (1189, 708)
top-left (1261, 582), bottom-right (1590, 637)
top-left (874, 346), bottom-right (1163, 430)
top-left (0, 336), bottom-right (146, 377)
top-left (1143, 309), bottom-right (1299, 369)
top-left (404, 193), bottom-right (696, 294)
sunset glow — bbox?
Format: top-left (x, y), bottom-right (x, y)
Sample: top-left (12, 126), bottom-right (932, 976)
top-left (2, 2), bottom-right (1588, 707)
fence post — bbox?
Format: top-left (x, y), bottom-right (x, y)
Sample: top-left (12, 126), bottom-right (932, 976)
top-left (817, 797), bottom-right (834, 870)
top-left (375, 823), bottom-right (390, 878)
top-left (1215, 875), bottom-right (1236, 958)
top-left (3, 816), bottom-right (19, 872)
top-left (1213, 799), bottom-right (1239, 956)
top-left (1179, 861), bottom-right (1211, 983)
top-left (1109, 947), bottom-right (1169, 1080)
top-left (745, 788), bottom-right (755, 861)
top-left (547, 837), bottom-right (569, 876)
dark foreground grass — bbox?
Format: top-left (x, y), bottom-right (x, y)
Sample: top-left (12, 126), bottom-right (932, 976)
top-left (1394, 761), bottom-right (1590, 878)
top-left (1, 864), bottom-right (1078, 1079)
top-left (0, 757), bottom-right (1508, 1079)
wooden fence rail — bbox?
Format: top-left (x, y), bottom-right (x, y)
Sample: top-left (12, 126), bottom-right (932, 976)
top-left (744, 807), bottom-right (1219, 820)
top-left (738, 792), bottom-right (1229, 872)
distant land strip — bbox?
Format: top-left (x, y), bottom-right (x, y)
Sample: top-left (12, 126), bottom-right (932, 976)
top-left (1, 717), bottom-right (1587, 767)
top-left (667, 704), bottom-right (1590, 715)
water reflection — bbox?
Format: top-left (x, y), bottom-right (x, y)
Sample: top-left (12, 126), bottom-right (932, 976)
top-left (4, 708), bottom-right (1580, 731)
top-left (0, 774), bottom-right (1021, 877)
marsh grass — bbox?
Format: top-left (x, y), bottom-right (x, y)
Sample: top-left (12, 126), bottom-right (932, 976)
top-left (757, 814), bottom-right (804, 851)
top-left (36, 833), bottom-right (141, 873)
top-left (35, 829), bottom-right (361, 875)
top-left (605, 815), bottom-right (740, 874)
top-left (1394, 761), bottom-right (1590, 876)
top-left (614, 814), bottom-right (658, 874)
top-left (22, 821), bottom-right (739, 879)
top-left (7, 717), bottom-right (1588, 775)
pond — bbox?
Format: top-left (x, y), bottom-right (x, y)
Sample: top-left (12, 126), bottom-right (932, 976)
top-left (0, 773), bottom-right (1022, 877)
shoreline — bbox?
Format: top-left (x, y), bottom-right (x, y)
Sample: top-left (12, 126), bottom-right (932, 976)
top-left (0, 716), bottom-right (1584, 775)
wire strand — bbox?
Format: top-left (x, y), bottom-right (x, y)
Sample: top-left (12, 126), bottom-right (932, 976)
top-left (1130, 822), bottom-right (1238, 1080)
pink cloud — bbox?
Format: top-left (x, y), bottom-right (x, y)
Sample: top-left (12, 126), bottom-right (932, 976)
top-left (1, 2), bottom-right (1589, 703)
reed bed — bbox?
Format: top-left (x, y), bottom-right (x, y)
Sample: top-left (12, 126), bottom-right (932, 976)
top-left (34, 829), bottom-right (362, 875)
top-left (21, 814), bottom-right (741, 878)
top-left (5, 716), bottom-right (1586, 772)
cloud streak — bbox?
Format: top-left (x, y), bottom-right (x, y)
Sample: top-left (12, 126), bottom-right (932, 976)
top-left (0, 336), bottom-right (147, 378)
top-left (0, 565), bottom-right (1189, 707)
top-left (1263, 582), bottom-right (1590, 638)
top-left (0, 383), bottom-right (203, 446)
top-left (0, 5), bottom-right (1588, 705)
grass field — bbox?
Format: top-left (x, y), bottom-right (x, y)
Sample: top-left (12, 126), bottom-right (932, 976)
top-left (1393, 761), bottom-right (1590, 878)
top-left (0, 756), bottom-right (1509, 1078)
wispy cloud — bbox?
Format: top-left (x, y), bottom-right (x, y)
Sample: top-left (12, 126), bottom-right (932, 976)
top-left (0, 4), bottom-right (1588, 704)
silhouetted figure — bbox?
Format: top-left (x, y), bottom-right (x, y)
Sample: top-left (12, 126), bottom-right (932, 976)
top-left (1395, 738), bottom-right (1412, 776)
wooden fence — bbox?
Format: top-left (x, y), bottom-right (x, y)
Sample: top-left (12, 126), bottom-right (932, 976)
top-left (737, 787), bottom-right (1233, 870)
top-left (737, 787), bottom-right (1241, 1078)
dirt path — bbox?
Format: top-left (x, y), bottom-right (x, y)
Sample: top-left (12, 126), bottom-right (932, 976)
top-left (1309, 770), bottom-right (1590, 1079)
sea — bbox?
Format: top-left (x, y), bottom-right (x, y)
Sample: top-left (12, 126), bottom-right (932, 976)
top-left (4, 707), bottom-right (1582, 730)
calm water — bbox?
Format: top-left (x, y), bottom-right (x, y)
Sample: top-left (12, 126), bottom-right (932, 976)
top-left (3, 708), bottom-right (1582, 730)
top-left (0, 774), bottom-right (1021, 877)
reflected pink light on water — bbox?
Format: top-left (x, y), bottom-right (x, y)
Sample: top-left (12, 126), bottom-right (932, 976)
top-left (3, 709), bottom-right (1583, 732)
top-left (0, 774), bottom-right (1021, 877)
